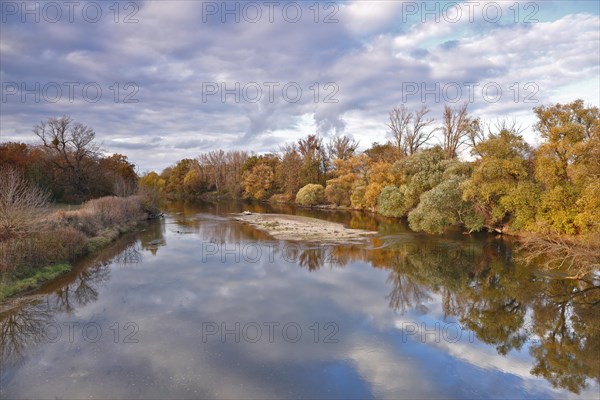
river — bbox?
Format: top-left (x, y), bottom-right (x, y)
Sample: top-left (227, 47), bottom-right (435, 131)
top-left (1, 201), bottom-right (598, 399)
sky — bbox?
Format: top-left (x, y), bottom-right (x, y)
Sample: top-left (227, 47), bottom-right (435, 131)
top-left (1, 0), bottom-right (599, 172)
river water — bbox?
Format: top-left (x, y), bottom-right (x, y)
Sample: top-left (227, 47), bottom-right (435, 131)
top-left (1, 201), bottom-right (598, 399)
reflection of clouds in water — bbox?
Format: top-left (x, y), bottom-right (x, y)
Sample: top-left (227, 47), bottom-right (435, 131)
top-left (1, 211), bottom-right (598, 399)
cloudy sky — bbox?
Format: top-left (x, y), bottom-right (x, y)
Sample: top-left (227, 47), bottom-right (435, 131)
top-left (1, 0), bottom-right (599, 171)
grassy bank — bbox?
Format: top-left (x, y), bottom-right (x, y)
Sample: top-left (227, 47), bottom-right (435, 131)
top-left (0, 195), bottom-right (149, 302)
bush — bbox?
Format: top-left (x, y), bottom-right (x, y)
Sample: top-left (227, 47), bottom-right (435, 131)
top-left (324, 179), bottom-right (353, 207)
top-left (295, 184), bottom-right (325, 206)
top-left (378, 186), bottom-right (407, 217)
top-left (0, 166), bottom-right (49, 240)
top-left (0, 227), bottom-right (86, 272)
top-left (269, 194), bottom-right (294, 203)
top-left (51, 196), bottom-right (145, 236)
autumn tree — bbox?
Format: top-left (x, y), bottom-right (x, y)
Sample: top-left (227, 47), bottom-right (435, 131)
top-left (463, 129), bottom-right (532, 232)
top-left (243, 164), bottom-right (275, 200)
top-left (99, 154), bottom-right (138, 196)
top-left (164, 159), bottom-right (198, 199)
top-left (533, 100), bottom-right (600, 234)
top-left (298, 134), bottom-right (327, 185)
top-left (275, 144), bottom-right (303, 195)
top-left (242, 154), bottom-right (279, 200)
top-left (325, 155), bottom-right (367, 207)
top-left (33, 115), bottom-right (101, 201)
top-left (296, 184), bottom-right (325, 206)
top-left (364, 141), bottom-right (401, 163)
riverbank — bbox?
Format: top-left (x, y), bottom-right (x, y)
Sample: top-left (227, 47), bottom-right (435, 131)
top-left (232, 212), bottom-right (377, 243)
top-left (0, 195), bottom-right (151, 302)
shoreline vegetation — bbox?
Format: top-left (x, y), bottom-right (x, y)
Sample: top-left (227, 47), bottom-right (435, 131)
top-left (0, 193), bottom-right (154, 302)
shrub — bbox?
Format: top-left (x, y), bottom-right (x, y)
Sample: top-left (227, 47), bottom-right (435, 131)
top-left (295, 184), bottom-right (325, 206)
top-left (378, 186), bottom-right (407, 217)
top-left (269, 194), bottom-right (294, 203)
top-left (0, 166), bottom-right (49, 240)
top-left (50, 195), bottom-right (145, 236)
top-left (0, 227), bottom-right (86, 272)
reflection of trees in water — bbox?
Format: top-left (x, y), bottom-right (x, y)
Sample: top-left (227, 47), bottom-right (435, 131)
top-left (386, 270), bottom-right (431, 314)
top-left (375, 236), bottom-right (599, 395)
top-left (0, 237), bottom-right (140, 366)
top-left (529, 279), bottom-right (600, 394)
top-left (0, 301), bottom-right (54, 366)
top-left (52, 262), bottom-right (111, 313)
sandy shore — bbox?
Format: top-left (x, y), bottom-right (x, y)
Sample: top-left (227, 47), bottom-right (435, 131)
top-left (232, 212), bottom-right (377, 243)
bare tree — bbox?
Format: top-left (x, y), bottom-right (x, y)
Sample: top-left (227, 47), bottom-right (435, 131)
top-left (441, 103), bottom-right (477, 159)
top-left (406, 106), bottom-right (436, 155)
top-left (388, 105), bottom-right (436, 156)
top-left (0, 166), bottom-right (49, 240)
top-left (202, 149), bottom-right (226, 192)
top-left (224, 150), bottom-right (249, 195)
top-left (388, 105), bottom-right (412, 155)
top-left (33, 115), bottom-right (101, 200)
top-left (327, 135), bottom-right (359, 161)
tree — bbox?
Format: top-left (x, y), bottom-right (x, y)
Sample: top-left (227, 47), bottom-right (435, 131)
top-left (463, 130), bottom-right (532, 231)
top-left (223, 151), bottom-right (249, 196)
top-left (241, 154), bottom-right (279, 200)
top-left (164, 159), bottom-right (197, 198)
top-left (388, 105), bottom-right (435, 156)
top-left (276, 144), bottom-right (303, 195)
top-left (298, 134), bottom-right (328, 185)
top-left (325, 155), bottom-right (366, 206)
top-left (532, 100), bottom-right (600, 234)
top-left (388, 105), bottom-right (412, 155)
top-left (408, 175), bottom-right (483, 234)
top-left (441, 103), bottom-right (478, 159)
top-left (33, 115), bottom-right (101, 201)
top-left (364, 141), bottom-right (401, 163)
top-left (99, 154), bottom-right (138, 196)
top-left (327, 135), bottom-right (359, 161)
top-left (533, 100), bottom-right (599, 187)
top-left (377, 186), bottom-right (407, 217)
top-left (390, 146), bottom-right (446, 212)
top-left (243, 164), bottom-right (275, 200)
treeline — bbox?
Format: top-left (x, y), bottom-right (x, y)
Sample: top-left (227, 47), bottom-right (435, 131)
top-left (1, 116), bottom-right (138, 203)
top-left (142, 100), bottom-right (599, 237)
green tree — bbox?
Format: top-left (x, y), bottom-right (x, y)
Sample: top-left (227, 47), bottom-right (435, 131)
top-left (408, 175), bottom-right (483, 234)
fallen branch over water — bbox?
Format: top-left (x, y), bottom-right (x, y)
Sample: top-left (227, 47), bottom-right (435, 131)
top-left (517, 233), bottom-right (600, 279)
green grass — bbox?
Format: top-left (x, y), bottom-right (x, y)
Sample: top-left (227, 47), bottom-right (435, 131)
top-left (0, 263), bottom-right (72, 302)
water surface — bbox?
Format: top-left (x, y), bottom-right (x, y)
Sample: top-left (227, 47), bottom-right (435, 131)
top-left (1, 201), bottom-right (598, 399)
